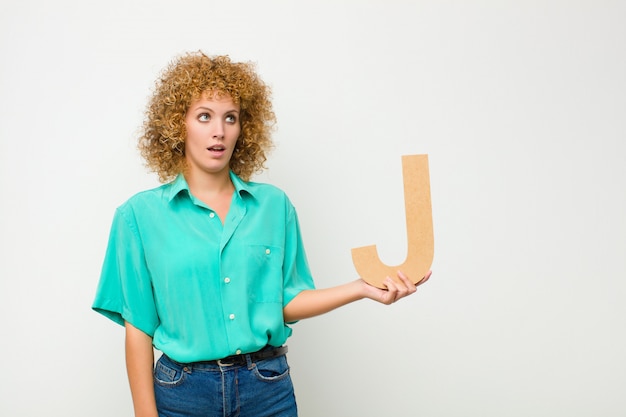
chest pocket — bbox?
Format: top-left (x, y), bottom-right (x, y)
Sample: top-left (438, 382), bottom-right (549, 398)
top-left (245, 244), bottom-right (284, 303)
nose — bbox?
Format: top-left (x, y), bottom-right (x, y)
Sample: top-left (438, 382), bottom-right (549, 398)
top-left (212, 120), bottom-right (225, 139)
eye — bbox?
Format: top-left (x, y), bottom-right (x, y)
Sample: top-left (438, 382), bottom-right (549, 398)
top-left (198, 113), bottom-right (210, 122)
top-left (225, 114), bottom-right (238, 124)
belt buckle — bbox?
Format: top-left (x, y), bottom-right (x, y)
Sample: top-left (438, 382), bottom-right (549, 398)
top-left (217, 359), bottom-right (235, 367)
top-left (217, 354), bottom-right (242, 367)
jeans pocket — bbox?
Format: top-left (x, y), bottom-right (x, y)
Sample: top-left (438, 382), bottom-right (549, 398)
top-left (252, 355), bottom-right (291, 382)
top-left (154, 356), bottom-right (186, 387)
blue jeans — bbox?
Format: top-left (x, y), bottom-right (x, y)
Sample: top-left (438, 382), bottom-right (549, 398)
top-left (153, 351), bottom-right (298, 417)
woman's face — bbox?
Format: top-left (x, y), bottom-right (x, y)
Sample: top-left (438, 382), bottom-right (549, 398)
top-left (184, 92), bottom-right (241, 178)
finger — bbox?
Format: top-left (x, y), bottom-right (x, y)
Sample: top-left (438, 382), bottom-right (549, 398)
top-left (396, 271), bottom-right (418, 294)
top-left (383, 276), bottom-right (399, 292)
top-left (390, 274), bottom-right (412, 301)
top-left (382, 277), bottom-right (399, 304)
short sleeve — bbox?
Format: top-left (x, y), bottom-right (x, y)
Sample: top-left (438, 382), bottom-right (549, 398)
top-left (92, 206), bottom-right (159, 336)
top-left (282, 201), bottom-right (316, 309)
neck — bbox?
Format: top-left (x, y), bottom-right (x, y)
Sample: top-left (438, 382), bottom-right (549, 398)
top-left (184, 168), bottom-right (234, 198)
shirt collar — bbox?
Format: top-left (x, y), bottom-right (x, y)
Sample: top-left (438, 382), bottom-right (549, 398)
top-left (167, 174), bottom-right (190, 202)
top-left (229, 171), bottom-right (254, 199)
top-left (167, 172), bottom-right (254, 202)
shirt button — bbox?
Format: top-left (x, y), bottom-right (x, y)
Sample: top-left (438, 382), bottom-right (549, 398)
top-left (235, 349), bottom-right (242, 355)
top-left (224, 277), bottom-right (231, 284)
top-left (265, 248), bottom-right (271, 255)
top-left (209, 212), bottom-right (215, 218)
top-left (229, 314), bottom-right (235, 320)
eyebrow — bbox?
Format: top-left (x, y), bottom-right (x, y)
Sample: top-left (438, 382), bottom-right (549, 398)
top-left (192, 106), bottom-right (240, 113)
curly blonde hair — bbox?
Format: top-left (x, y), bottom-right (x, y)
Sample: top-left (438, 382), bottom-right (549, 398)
top-left (138, 52), bottom-right (276, 182)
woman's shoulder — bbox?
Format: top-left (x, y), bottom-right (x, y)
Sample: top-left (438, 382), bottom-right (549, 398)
top-left (117, 182), bottom-right (175, 212)
top-left (243, 179), bottom-right (290, 202)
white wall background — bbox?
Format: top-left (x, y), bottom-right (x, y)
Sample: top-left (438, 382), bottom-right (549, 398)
top-left (1, 1), bottom-right (625, 416)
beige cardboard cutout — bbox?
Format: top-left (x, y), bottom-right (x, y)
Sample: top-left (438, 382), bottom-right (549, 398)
top-left (351, 154), bottom-right (434, 289)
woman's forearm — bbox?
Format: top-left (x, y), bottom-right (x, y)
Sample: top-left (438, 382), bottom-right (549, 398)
top-left (125, 322), bottom-right (158, 417)
top-left (283, 280), bottom-right (365, 322)
top-left (283, 271), bottom-right (431, 323)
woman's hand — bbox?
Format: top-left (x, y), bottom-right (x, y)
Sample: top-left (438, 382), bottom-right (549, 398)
top-left (361, 270), bottom-right (432, 305)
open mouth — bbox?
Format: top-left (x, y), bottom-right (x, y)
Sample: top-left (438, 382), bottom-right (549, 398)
top-left (207, 145), bottom-right (226, 152)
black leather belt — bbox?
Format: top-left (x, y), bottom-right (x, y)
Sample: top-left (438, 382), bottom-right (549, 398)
top-left (203, 345), bottom-right (288, 367)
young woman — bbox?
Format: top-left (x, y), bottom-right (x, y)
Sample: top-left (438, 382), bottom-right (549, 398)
top-left (93, 52), bottom-right (431, 417)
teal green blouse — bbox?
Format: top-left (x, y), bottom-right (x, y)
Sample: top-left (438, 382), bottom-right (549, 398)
top-left (92, 172), bottom-right (315, 363)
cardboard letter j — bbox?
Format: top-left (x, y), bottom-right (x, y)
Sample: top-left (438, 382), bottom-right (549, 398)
top-left (351, 154), bottom-right (434, 289)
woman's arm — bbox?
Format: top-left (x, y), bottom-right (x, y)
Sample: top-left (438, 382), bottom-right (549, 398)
top-left (125, 322), bottom-right (159, 417)
top-left (283, 270), bottom-right (431, 323)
